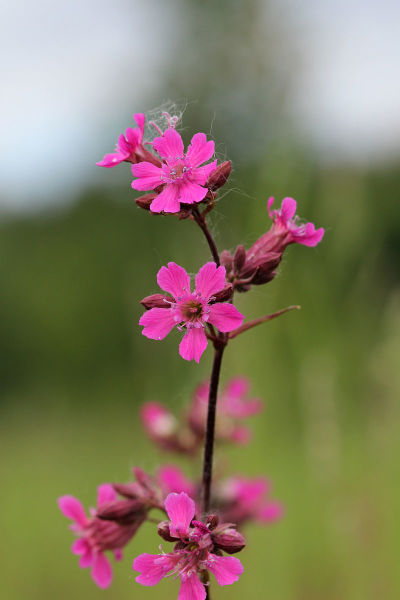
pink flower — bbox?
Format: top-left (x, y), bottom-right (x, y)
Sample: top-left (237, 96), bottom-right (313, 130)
top-left (131, 128), bottom-right (217, 213)
top-left (133, 492), bottom-right (244, 599)
top-left (267, 197), bottom-right (325, 247)
top-left (217, 476), bottom-right (284, 526)
top-left (96, 114), bottom-right (160, 168)
top-left (139, 262), bottom-right (244, 363)
top-left (58, 484), bottom-right (140, 588)
top-left (188, 376), bottom-right (262, 444)
top-left (248, 197), bottom-right (324, 258)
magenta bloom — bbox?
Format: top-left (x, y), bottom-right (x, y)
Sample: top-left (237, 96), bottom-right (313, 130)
top-left (139, 262), bottom-right (244, 363)
top-left (267, 197), bottom-right (325, 247)
top-left (189, 376), bottom-right (263, 444)
top-left (131, 128), bottom-right (217, 213)
top-left (133, 492), bottom-right (244, 600)
top-left (58, 484), bottom-right (139, 588)
top-left (96, 113), bottom-right (148, 168)
top-left (218, 476), bottom-right (284, 526)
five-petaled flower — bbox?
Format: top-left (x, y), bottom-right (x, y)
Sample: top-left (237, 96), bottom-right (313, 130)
top-left (139, 261), bottom-right (244, 363)
top-left (131, 128), bottom-right (217, 213)
top-left (133, 492), bottom-right (244, 600)
top-left (58, 484), bottom-right (143, 588)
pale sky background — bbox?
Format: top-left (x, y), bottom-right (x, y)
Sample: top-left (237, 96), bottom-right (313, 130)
top-left (1, 0), bottom-right (399, 210)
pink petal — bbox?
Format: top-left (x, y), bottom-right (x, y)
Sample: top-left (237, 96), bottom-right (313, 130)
top-left (134, 113), bottom-right (145, 135)
top-left (257, 501), bottom-right (285, 522)
top-left (207, 554), bottom-right (244, 586)
top-left (96, 151), bottom-right (126, 168)
top-left (71, 538), bottom-right (88, 556)
top-left (186, 132), bottom-right (215, 167)
top-left (178, 181), bottom-right (208, 205)
top-left (235, 477), bottom-right (269, 504)
top-left (225, 377), bottom-right (250, 400)
top-left (91, 553), bottom-right (113, 589)
top-left (179, 574), bottom-right (206, 600)
top-left (179, 328), bottom-right (208, 363)
top-left (131, 161), bottom-right (163, 191)
top-left (58, 496), bottom-right (87, 527)
top-left (208, 303), bottom-right (244, 332)
top-left (150, 184), bottom-right (180, 213)
top-left (97, 483), bottom-right (117, 508)
top-left (190, 160), bottom-right (217, 185)
top-left (164, 492), bottom-right (195, 537)
top-left (157, 262), bottom-right (191, 298)
top-left (139, 308), bottom-right (176, 340)
top-left (133, 553), bottom-right (173, 586)
top-left (280, 197), bottom-right (297, 222)
top-left (125, 127), bottom-right (141, 148)
top-left (296, 223), bottom-right (325, 247)
top-left (153, 128), bottom-right (184, 160)
top-left (230, 425), bottom-right (251, 445)
top-left (158, 466), bottom-right (196, 497)
top-left (79, 548), bottom-right (94, 568)
top-left (114, 549), bottom-right (123, 561)
top-left (141, 402), bottom-right (176, 437)
top-left (267, 196), bottom-right (276, 219)
top-left (195, 262), bottom-right (226, 300)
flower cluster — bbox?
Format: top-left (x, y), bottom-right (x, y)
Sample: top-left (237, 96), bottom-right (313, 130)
top-left (59, 108), bottom-right (324, 597)
top-left (141, 376), bottom-right (263, 453)
top-left (134, 492), bottom-right (244, 599)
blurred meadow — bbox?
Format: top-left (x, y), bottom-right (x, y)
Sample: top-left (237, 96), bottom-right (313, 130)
top-left (1, 1), bottom-right (400, 599)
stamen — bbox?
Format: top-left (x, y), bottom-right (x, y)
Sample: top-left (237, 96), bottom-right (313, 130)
top-left (149, 121), bottom-right (164, 136)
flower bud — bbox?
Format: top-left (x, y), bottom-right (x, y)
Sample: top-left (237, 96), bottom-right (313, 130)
top-left (96, 499), bottom-right (145, 525)
top-left (207, 161), bottom-right (232, 191)
top-left (210, 284), bottom-right (233, 303)
top-left (212, 527), bottom-right (246, 554)
top-left (140, 294), bottom-right (172, 310)
top-left (220, 250), bottom-right (234, 275)
top-left (233, 245), bottom-right (246, 272)
top-left (206, 514), bottom-right (219, 530)
top-left (135, 193), bottom-right (157, 210)
top-left (113, 482), bottom-right (141, 498)
top-left (158, 520), bottom-right (177, 542)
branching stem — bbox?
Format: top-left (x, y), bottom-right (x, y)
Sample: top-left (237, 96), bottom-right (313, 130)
top-left (229, 305), bottom-right (301, 339)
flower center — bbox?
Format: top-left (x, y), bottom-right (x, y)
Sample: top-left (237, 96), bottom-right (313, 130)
top-left (168, 160), bottom-right (191, 182)
top-left (180, 300), bottom-right (204, 322)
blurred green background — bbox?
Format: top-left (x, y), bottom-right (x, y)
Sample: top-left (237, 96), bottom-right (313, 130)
top-left (1, 1), bottom-right (400, 599)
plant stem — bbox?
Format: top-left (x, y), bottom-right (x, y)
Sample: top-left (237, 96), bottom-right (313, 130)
top-left (192, 207), bottom-right (220, 266)
top-left (201, 342), bottom-right (225, 513)
top-left (228, 305), bottom-right (301, 339)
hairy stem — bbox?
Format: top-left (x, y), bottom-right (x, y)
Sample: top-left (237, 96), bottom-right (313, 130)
top-left (201, 343), bottom-right (225, 513)
top-left (192, 207), bottom-right (220, 266)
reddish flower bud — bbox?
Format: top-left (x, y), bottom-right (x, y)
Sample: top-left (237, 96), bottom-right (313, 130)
top-left (212, 527), bottom-right (246, 554)
top-left (135, 193), bottom-right (157, 210)
top-left (96, 499), bottom-right (146, 525)
top-left (233, 245), bottom-right (246, 272)
top-left (158, 520), bottom-right (177, 542)
top-left (207, 161), bottom-right (232, 191)
top-left (206, 514), bottom-right (219, 530)
top-left (113, 482), bottom-right (141, 498)
top-left (220, 250), bottom-right (234, 275)
top-left (210, 284), bottom-right (233, 303)
top-left (140, 293), bottom-right (172, 310)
